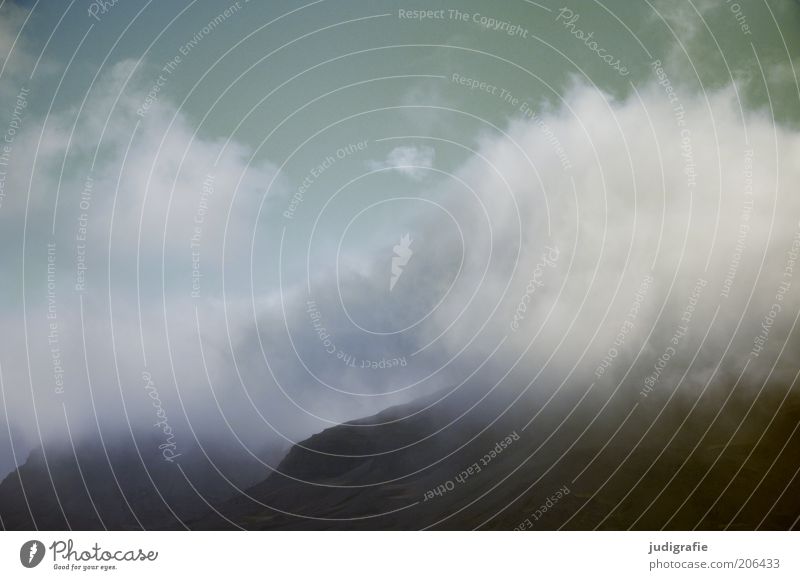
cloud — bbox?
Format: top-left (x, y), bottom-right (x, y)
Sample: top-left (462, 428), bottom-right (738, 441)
top-left (417, 80), bottom-right (800, 408)
top-left (0, 57), bottom-right (293, 475)
top-left (367, 145), bottom-right (436, 180)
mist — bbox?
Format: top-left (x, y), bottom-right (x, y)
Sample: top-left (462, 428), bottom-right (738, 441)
top-left (1, 3), bottom-right (799, 505)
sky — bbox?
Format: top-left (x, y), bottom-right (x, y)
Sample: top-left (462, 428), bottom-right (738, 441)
top-left (0, 0), bottom-right (799, 483)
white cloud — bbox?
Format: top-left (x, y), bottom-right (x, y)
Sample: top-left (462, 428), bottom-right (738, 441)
top-left (367, 145), bottom-right (436, 180)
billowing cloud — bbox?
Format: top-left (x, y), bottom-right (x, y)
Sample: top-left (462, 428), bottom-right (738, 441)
top-left (367, 145), bottom-right (436, 180)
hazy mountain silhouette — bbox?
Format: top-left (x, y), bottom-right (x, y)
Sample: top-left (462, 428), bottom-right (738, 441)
top-left (0, 435), bottom-right (281, 530)
top-left (193, 383), bottom-right (800, 530)
top-left (2, 382), bottom-right (799, 530)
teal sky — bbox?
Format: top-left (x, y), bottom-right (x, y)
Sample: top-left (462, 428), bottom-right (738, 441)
top-left (7, 2), bottom-right (800, 242)
top-left (8, 1), bottom-right (797, 265)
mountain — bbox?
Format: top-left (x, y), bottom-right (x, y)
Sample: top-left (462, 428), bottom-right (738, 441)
top-left (0, 435), bottom-right (281, 530)
top-left (3, 382), bottom-right (799, 530)
top-left (193, 382), bottom-right (800, 530)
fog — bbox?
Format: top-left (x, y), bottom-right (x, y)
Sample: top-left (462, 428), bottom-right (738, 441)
top-left (1, 3), bottom-right (799, 492)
